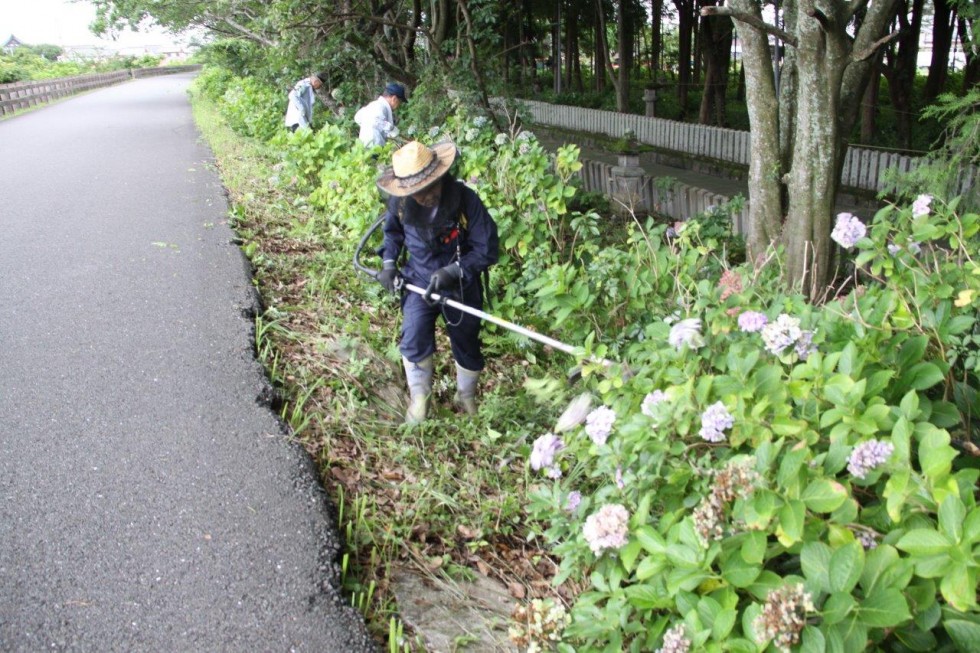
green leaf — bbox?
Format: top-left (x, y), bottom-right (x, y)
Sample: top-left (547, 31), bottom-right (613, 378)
top-left (899, 390), bottom-right (920, 420)
top-left (964, 507), bottom-right (980, 544)
top-left (940, 565), bottom-right (977, 611)
top-left (800, 626), bottom-right (826, 653)
top-left (893, 626), bottom-right (938, 652)
top-left (666, 543), bottom-right (700, 568)
top-left (884, 471), bottom-right (912, 522)
top-left (635, 525), bottom-right (666, 555)
top-left (829, 542), bottom-right (864, 594)
top-left (620, 540), bottom-right (642, 572)
top-left (859, 544), bottom-right (902, 595)
top-left (938, 495), bottom-right (966, 542)
top-left (801, 542), bottom-right (832, 593)
top-left (902, 362), bottom-right (945, 391)
top-left (896, 529), bottom-right (953, 556)
top-left (802, 479), bottom-right (849, 513)
top-left (740, 531), bottom-right (767, 565)
top-left (859, 589), bottom-right (911, 627)
top-left (822, 592), bottom-right (857, 625)
top-left (919, 429), bottom-right (956, 482)
top-left (711, 608), bottom-right (737, 641)
top-left (634, 554), bottom-right (667, 581)
top-left (721, 554), bottom-right (761, 588)
top-left (776, 500), bottom-right (805, 546)
top-left (896, 336), bottom-right (928, 371)
top-left (624, 584), bottom-right (663, 610)
top-left (944, 620), bottom-right (980, 651)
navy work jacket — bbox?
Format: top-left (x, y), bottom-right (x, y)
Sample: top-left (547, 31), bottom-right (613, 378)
top-left (380, 179), bottom-right (499, 288)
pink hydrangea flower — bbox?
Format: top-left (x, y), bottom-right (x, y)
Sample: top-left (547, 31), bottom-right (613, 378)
top-left (912, 194), bottom-right (932, 217)
top-left (737, 311), bottom-right (768, 333)
top-left (582, 504), bottom-right (629, 555)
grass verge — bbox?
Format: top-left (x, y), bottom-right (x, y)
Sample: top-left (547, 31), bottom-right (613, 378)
top-left (190, 95), bottom-right (579, 649)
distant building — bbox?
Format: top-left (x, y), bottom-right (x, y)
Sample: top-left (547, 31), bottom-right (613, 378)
top-left (2, 34), bottom-right (25, 55)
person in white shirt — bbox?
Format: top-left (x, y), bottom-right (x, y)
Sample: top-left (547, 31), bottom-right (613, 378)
top-left (354, 83), bottom-right (408, 147)
top-left (284, 73), bottom-right (326, 132)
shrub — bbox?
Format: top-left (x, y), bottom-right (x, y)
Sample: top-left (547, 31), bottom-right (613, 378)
top-left (524, 196), bottom-right (980, 652)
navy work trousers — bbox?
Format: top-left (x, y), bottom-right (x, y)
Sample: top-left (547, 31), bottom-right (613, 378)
top-left (400, 280), bottom-right (484, 371)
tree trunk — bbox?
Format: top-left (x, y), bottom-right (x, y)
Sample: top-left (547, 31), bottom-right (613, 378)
top-left (729, 0), bottom-right (783, 259)
top-left (710, 0), bottom-right (898, 298)
top-left (674, 0), bottom-right (696, 117)
top-left (616, 0), bottom-right (631, 111)
top-left (651, 0), bottom-right (663, 82)
top-left (882, 0), bottom-right (923, 150)
top-left (860, 54), bottom-right (883, 144)
top-left (924, 0), bottom-right (956, 102)
top-left (595, 8), bottom-right (606, 92)
top-left (699, 7), bottom-right (734, 125)
top-left (782, 9), bottom-right (849, 297)
top-left (553, 2), bottom-right (562, 93)
top-left (959, 15), bottom-right (979, 91)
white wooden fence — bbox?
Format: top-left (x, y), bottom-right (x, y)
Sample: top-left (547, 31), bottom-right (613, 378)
top-left (0, 65), bottom-right (202, 117)
top-left (493, 98), bottom-right (977, 197)
top-left (579, 158), bottom-right (750, 233)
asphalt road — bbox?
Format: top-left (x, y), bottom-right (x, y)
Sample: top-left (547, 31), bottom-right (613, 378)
top-left (0, 73), bottom-right (374, 652)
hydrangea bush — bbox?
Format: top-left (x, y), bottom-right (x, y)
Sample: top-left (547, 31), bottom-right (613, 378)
top-left (525, 197), bottom-right (979, 652)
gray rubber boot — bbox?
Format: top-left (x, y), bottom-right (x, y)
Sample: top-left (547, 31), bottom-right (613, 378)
top-left (403, 356), bottom-right (433, 424)
top-left (454, 363), bottom-right (481, 415)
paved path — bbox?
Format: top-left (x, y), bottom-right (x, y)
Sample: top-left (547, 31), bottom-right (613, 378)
top-left (0, 73), bottom-right (374, 652)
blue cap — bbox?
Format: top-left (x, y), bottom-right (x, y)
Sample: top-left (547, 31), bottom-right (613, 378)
top-left (384, 82), bottom-right (408, 102)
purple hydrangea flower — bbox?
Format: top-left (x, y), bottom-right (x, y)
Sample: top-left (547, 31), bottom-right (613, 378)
top-left (582, 504), bottom-right (629, 555)
top-left (794, 330), bottom-right (816, 361)
top-left (668, 318), bottom-right (705, 351)
top-left (530, 433), bottom-right (564, 472)
top-left (699, 401), bottom-right (734, 443)
top-left (565, 491), bottom-right (581, 512)
top-left (856, 530), bottom-right (879, 550)
top-left (887, 243), bottom-right (902, 255)
top-left (831, 212), bottom-right (867, 249)
top-left (912, 194), bottom-right (932, 217)
top-left (847, 439), bottom-right (894, 479)
top-left (585, 406), bottom-right (616, 445)
top-left (761, 314), bottom-right (803, 355)
top-left (545, 466), bottom-right (562, 479)
top-left (737, 311), bottom-right (768, 333)
top-left (641, 390), bottom-right (667, 417)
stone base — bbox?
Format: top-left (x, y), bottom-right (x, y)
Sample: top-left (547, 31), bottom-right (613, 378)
top-left (391, 568), bottom-right (518, 652)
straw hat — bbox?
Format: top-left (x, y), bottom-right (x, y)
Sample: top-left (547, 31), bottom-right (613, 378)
top-left (377, 141), bottom-right (457, 197)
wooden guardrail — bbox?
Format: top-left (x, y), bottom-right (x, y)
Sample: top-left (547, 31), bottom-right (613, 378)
top-left (493, 97), bottom-right (977, 198)
top-left (0, 65), bottom-right (202, 117)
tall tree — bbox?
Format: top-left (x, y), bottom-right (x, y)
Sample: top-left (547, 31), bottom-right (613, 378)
top-left (703, 0), bottom-right (900, 298)
top-left (673, 0), bottom-right (699, 117)
top-left (881, 0), bottom-right (925, 150)
top-left (958, 2), bottom-right (979, 90)
top-left (923, 0), bottom-right (958, 102)
top-left (698, 2), bottom-right (734, 125)
top-left (650, 0), bottom-right (664, 81)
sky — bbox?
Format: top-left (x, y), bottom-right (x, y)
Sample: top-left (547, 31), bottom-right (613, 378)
top-left (1, 0), bottom-right (195, 51)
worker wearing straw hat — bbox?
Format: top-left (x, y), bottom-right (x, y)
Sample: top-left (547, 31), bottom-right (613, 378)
top-left (376, 141), bottom-right (499, 424)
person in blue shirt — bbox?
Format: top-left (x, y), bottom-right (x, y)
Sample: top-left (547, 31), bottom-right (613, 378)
top-left (376, 141), bottom-right (499, 424)
top-left (284, 72), bottom-right (326, 132)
